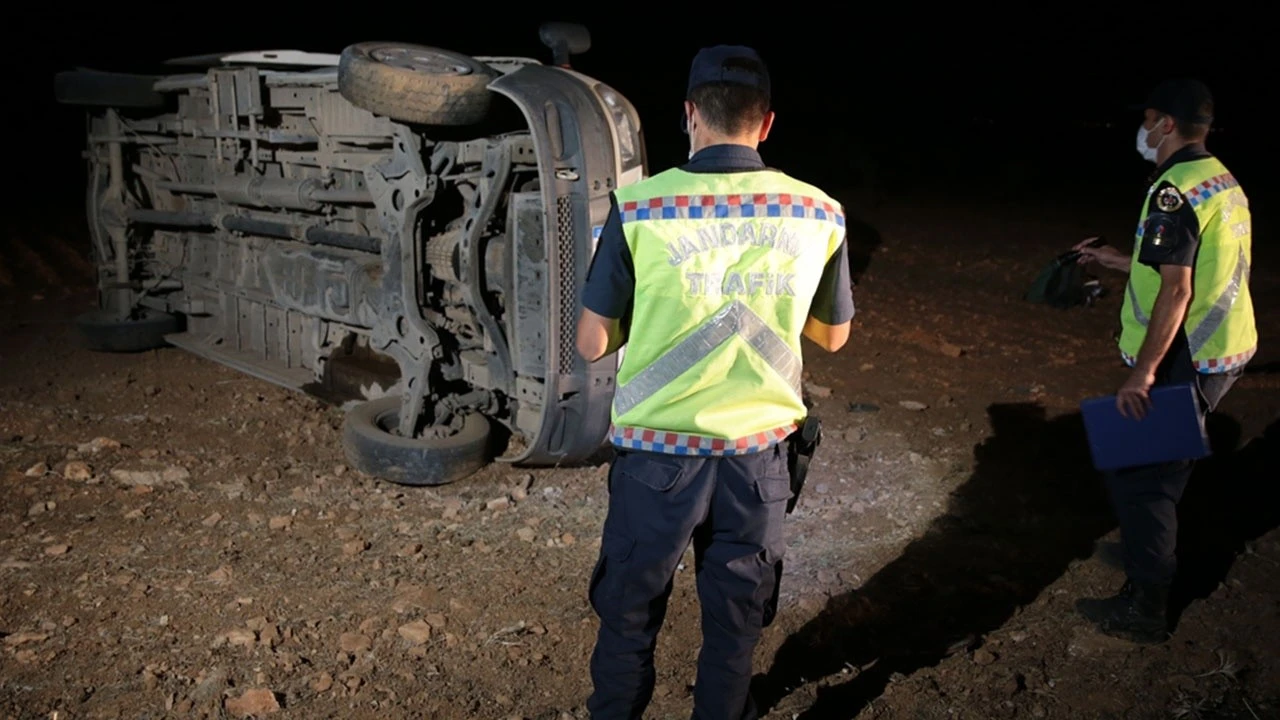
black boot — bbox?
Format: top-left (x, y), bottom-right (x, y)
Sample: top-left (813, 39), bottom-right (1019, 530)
top-left (1075, 579), bottom-right (1170, 644)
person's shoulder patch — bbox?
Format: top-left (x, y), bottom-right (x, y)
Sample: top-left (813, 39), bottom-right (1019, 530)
top-left (1155, 185), bottom-right (1185, 213)
top-left (1146, 216), bottom-right (1174, 246)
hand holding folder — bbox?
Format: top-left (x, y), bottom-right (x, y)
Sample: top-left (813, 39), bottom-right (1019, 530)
top-left (1080, 383), bottom-right (1210, 471)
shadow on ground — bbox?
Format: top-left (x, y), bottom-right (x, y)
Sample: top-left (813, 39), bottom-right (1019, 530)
top-left (1170, 412), bottom-right (1280, 627)
top-left (752, 402), bottom-right (1115, 719)
top-left (828, 189), bottom-right (882, 285)
top-left (1243, 360), bottom-right (1280, 375)
top-left (843, 215), bottom-right (881, 285)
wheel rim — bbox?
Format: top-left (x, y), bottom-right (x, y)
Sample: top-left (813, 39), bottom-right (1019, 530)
top-left (373, 404), bottom-right (461, 441)
top-left (370, 47), bottom-right (473, 75)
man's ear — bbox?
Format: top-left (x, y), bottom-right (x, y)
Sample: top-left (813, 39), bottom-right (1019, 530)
top-left (684, 100), bottom-right (696, 134)
top-left (758, 110), bottom-right (776, 142)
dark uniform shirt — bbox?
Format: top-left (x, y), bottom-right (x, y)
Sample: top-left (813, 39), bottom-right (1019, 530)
top-left (1135, 142), bottom-right (1212, 383)
top-left (581, 144), bottom-right (856, 329)
top-left (1137, 143), bottom-right (1209, 270)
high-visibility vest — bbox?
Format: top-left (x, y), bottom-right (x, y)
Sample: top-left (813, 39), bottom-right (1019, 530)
top-left (1119, 155), bottom-right (1257, 373)
top-left (608, 166), bottom-right (846, 455)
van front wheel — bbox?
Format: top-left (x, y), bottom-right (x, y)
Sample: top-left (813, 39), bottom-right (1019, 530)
top-left (341, 396), bottom-right (491, 486)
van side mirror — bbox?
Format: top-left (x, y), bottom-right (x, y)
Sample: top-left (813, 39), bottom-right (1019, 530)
top-left (539, 22), bottom-right (591, 67)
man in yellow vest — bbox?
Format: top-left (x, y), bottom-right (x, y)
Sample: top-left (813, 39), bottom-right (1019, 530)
top-left (574, 45), bottom-right (855, 719)
top-left (1072, 78), bottom-right (1255, 644)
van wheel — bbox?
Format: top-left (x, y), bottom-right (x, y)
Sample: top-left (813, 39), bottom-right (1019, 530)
top-left (341, 396), bottom-right (491, 486)
top-left (54, 70), bottom-right (167, 108)
top-left (75, 308), bottom-right (182, 353)
top-left (337, 42), bottom-right (497, 126)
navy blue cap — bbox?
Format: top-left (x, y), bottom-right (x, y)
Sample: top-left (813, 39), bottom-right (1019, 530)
top-left (1130, 78), bottom-right (1214, 124)
top-left (687, 45), bottom-right (771, 99)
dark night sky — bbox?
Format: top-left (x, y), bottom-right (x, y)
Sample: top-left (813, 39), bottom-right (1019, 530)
top-left (9, 6), bottom-right (1274, 210)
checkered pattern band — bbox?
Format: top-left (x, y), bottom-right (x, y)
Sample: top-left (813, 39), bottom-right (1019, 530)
top-left (1136, 173), bottom-right (1241, 237)
top-left (618, 194), bottom-right (845, 227)
top-left (1120, 348), bottom-right (1255, 374)
top-left (1184, 173), bottom-right (1240, 208)
top-left (611, 423), bottom-right (796, 456)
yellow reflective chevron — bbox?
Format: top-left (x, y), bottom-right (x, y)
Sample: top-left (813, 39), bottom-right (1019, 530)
top-left (1120, 156), bottom-right (1257, 373)
top-left (610, 166), bottom-right (845, 455)
top-left (612, 300), bottom-right (803, 417)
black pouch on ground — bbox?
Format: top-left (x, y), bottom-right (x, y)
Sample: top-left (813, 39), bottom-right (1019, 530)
top-left (1026, 237), bottom-right (1107, 309)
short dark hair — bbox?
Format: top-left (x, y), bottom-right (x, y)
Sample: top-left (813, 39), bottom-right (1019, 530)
top-left (1142, 78), bottom-right (1213, 142)
top-left (1172, 98), bottom-right (1213, 141)
top-left (1174, 118), bottom-right (1210, 141)
top-left (687, 57), bottom-right (770, 136)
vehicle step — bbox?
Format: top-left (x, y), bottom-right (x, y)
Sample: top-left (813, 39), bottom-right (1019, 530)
top-left (164, 331), bottom-right (316, 392)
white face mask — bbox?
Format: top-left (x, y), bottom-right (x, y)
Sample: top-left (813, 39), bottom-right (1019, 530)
top-left (1136, 119), bottom-right (1168, 163)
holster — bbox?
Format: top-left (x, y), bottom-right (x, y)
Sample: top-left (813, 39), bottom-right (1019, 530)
top-left (785, 415), bottom-right (822, 515)
top-left (763, 416), bottom-right (822, 629)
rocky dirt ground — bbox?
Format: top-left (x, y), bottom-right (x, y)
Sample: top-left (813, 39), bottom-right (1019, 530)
top-left (1, 195), bottom-right (1277, 720)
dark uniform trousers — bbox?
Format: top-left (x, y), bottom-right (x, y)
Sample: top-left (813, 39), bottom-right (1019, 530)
top-left (586, 441), bottom-right (792, 720)
top-left (1105, 344), bottom-right (1243, 586)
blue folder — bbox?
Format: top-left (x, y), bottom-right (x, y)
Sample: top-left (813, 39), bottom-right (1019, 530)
top-left (1080, 382), bottom-right (1210, 471)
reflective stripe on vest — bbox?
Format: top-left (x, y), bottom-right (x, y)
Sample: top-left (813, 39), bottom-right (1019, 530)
top-left (1126, 280), bottom-right (1150, 327)
top-left (608, 167), bottom-right (845, 455)
top-left (612, 299), bottom-right (803, 417)
top-left (1124, 244), bottom-right (1248, 355)
top-left (1119, 157), bottom-right (1257, 374)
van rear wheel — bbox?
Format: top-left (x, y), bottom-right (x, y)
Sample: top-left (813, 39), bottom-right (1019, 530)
top-left (75, 307), bottom-right (182, 353)
top-left (54, 69), bottom-right (167, 108)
